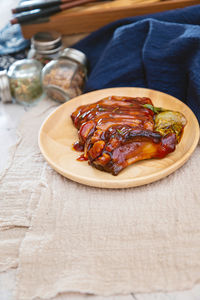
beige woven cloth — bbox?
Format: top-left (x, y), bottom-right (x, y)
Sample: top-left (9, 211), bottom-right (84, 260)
top-left (1, 99), bottom-right (200, 300)
top-left (0, 100), bottom-right (58, 272)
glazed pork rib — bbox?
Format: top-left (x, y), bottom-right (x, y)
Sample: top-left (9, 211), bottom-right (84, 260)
top-left (71, 96), bottom-right (186, 175)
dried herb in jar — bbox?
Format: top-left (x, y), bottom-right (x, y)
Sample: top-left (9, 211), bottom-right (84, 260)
top-left (10, 76), bottom-right (43, 103)
top-left (42, 48), bottom-right (87, 103)
top-left (7, 59), bottom-right (43, 106)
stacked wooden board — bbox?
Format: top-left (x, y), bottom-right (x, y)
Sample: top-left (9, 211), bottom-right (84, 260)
top-left (21, 0), bottom-right (200, 38)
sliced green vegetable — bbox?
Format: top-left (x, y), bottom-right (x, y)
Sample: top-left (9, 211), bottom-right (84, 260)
top-left (154, 111), bottom-right (187, 142)
top-left (143, 104), bottom-right (165, 114)
top-left (143, 104), bottom-right (187, 142)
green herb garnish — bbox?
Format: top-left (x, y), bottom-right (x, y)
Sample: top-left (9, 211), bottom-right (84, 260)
top-left (143, 104), bottom-right (165, 114)
top-left (116, 129), bottom-right (123, 135)
top-left (98, 105), bottom-right (106, 111)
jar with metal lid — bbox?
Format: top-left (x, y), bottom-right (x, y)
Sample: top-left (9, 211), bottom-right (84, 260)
top-left (27, 31), bottom-right (62, 66)
top-left (0, 59), bottom-right (43, 105)
top-left (42, 48), bottom-right (87, 103)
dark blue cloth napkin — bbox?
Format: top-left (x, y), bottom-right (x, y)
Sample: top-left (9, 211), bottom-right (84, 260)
top-left (74, 5), bottom-right (200, 122)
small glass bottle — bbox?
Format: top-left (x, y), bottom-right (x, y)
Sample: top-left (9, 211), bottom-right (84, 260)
top-left (0, 59), bottom-right (43, 106)
top-left (27, 31), bottom-right (62, 66)
top-left (42, 48), bottom-right (87, 103)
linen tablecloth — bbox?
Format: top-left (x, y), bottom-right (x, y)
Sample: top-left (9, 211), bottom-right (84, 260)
top-left (0, 98), bottom-right (199, 300)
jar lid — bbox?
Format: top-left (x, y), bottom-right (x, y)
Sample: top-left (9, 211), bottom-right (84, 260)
top-left (31, 31), bottom-right (62, 54)
top-left (60, 48), bottom-right (87, 66)
top-left (0, 70), bottom-right (12, 103)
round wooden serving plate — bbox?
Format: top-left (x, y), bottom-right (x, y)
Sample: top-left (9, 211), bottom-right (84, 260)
top-left (39, 87), bottom-right (199, 188)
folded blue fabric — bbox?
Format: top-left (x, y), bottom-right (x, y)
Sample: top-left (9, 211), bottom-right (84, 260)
top-left (74, 5), bottom-right (200, 122)
top-left (0, 24), bottom-right (29, 56)
top-left (0, 0), bottom-right (29, 56)
top-left (0, 0), bottom-right (29, 70)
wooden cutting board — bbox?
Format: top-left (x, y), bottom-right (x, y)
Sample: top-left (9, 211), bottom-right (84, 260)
top-left (21, 0), bottom-right (199, 38)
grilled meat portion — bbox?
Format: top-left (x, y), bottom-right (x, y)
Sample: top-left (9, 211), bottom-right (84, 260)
top-left (71, 96), bottom-right (186, 175)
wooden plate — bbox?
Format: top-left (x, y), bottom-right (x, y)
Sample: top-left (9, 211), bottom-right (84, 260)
top-left (38, 87), bottom-right (199, 188)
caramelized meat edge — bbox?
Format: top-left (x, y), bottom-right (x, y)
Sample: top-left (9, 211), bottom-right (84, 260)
top-left (71, 96), bottom-right (186, 175)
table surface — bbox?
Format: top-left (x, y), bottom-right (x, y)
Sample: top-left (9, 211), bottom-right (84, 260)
top-left (1, 1), bottom-right (200, 300)
top-left (0, 102), bottom-right (200, 300)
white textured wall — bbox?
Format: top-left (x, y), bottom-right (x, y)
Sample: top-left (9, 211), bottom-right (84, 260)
top-left (0, 0), bottom-right (19, 30)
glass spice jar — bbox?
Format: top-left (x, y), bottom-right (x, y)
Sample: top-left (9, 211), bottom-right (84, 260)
top-left (0, 59), bottom-right (43, 106)
top-left (42, 48), bottom-right (87, 103)
top-left (27, 31), bottom-right (62, 66)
